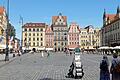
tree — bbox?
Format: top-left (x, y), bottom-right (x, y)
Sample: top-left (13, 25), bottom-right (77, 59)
top-left (8, 23), bottom-right (16, 38)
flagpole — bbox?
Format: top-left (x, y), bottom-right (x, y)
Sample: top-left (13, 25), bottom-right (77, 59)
top-left (5, 0), bottom-right (9, 61)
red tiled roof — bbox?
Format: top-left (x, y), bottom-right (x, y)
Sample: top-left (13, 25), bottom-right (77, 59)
top-left (106, 14), bottom-right (116, 21)
top-left (0, 7), bottom-right (5, 14)
top-left (45, 26), bottom-right (53, 32)
top-left (68, 22), bottom-right (80, 33)
top-left (23, 23), bottom-right (46, 28)
top-left (52, 16), bottom-right (67, 24)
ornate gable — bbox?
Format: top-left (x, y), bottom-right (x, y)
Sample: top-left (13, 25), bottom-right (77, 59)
top-left (52, 13), bottom-right (67, 26)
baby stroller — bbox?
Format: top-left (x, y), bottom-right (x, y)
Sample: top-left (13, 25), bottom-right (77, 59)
top-left (66, 62), bottom-right (74, 78)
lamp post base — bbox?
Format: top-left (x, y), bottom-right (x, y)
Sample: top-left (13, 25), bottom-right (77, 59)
top-left (5, 56), bottom-right (9, 61)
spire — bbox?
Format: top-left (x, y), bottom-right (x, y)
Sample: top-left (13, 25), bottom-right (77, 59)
top-left (117, 6), bottom-right (120, 14)
top-left (103, 9), bottom-right (106, 19)
top-left (59, 13), bottom-right (62, 16)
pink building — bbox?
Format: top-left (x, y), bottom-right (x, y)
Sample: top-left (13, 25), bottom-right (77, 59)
top-left (45, 26), bottom-right (54, 50)
top-left (68, 22), bottom-right (80, 49)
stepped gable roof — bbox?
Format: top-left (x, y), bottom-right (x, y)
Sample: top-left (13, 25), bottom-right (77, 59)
top-left (45, 26), bottom-right (53, 32)
top-left (52, 16), bottom-right (67, 24)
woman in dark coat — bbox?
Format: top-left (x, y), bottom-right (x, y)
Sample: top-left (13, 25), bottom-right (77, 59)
top-left (110, 53), bottom-right (120, 80)
top-left (100, 55), bottom-right (110, 80)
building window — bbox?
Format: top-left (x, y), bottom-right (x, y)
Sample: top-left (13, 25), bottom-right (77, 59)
top-left (37, 28), bottom-right (39, 31)
top-left (29, 43), bottom-right (31, 46)
top-left (65, 42), bottom-right (67, 45)
top-left (37, 42), bottom-right (39, 46)
top-left (41, 38), bottom-right (43, 41)
top-left (40, 28), bottom-right (43, 31)
top-left (29, 28), bottom-right (31, 31)
top-left (37, 38), bottom-right (39, 41)
top-left (24, 28), bottom-right (27, 31)
top-left (25, 33), bottom-right (27, 36)
top-left (29, 38), bottom-right (31, 41)
top-left (65, 37), bottom-right (67, 40)
top-left (33, 38), bottom-right (35, 41)
top-left (54, 43), bottom-right (56, 46)
top-left (41, 42), bottom-right (43, 46)
top-left (33, 28), bottom-right (35, 31)
top-left (61, 42), bottom-right (63, 45)
top-left (33, 42), bottom-right (35, 46)
top-left (29, 33), bottom-right (31, 36)
top-left (41, 33), bottom-right (43, 36)
top-left (24, 38), bottom-right (27, 42)
top-left (37, 33), bottom-right (39, 36)
top-left (24, 43), bottom-right (26, 46)
top-left (33, 33), bottom-right (35, 36)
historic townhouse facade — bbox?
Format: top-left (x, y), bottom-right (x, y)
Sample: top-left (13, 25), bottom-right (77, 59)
top-left (101, 6), bottom-right (120, 47)
top-left (68, 22), bottom-right (80, 49)
top-left (45, 26), bottom-right (54, 50)
top-left (80, 25), bottom-right (100, 50)
top-left (79, 28), bottom-right (88, 49)
top-left (22, 23), bottom-right (46, 50)
top-left (21, 13), bottom-right (101, 51)
top-left (0, 7), bottom-right (7, 51)
top-left (51, 13), bottom-right (68, 51)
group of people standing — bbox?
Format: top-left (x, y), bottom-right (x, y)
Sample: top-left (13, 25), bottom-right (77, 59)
top-left (100, 53), bottom-right (120, 80)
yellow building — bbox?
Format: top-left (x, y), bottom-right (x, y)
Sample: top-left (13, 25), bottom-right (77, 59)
top-left (22, 23), bottom-right (46, 51)
top-left (80, 25), bottom-right (101, 50)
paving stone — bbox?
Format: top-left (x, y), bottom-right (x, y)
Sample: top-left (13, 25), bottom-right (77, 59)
top-left (0, 52), bottom-right (113, 80)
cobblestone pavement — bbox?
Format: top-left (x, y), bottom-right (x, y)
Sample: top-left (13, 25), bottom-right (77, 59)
top-left (0, 52), bottom-right (113, 80)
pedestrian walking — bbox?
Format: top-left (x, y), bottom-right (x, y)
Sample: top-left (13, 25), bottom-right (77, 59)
top-left (47, 51), bottom-right (50, 57)
top-left (41, 51), bottom-right (44, 57)
top-left (17, 50), bottom-right (21, 56)
top-left (100, 55), bottom-right (110, 80)
top-left (110, 53), bottom-right (120, 80)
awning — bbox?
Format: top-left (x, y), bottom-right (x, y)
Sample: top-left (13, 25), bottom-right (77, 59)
top-left (113, 46), bottom-right (120, 49)
top-left (0, 44), bottom-right (6, 49)
top-left (98, 46), bottom-right (113, 49)
top-left (0, 44), bottom-right (13, 49)
top-left (38, 47), bottom-right (45, 50)
top-left (69, 48), bottom-right (75, 50)
top-left (45, 48), bottom-right (53, 50)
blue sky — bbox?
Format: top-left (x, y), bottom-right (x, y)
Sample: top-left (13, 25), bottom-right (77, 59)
top-left (0, 0), bottom-right (120, 40)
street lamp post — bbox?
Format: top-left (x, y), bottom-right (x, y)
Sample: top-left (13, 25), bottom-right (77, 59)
top-left (5, 0), bottom-right (9, 61)
top-left (19, 15), bottom-right (23, 51)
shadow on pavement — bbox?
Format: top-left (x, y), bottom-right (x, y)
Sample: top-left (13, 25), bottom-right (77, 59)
top-left (39, 78), bottom-right (54, 80)
top-left (39, 78), bottom-right (65, 80)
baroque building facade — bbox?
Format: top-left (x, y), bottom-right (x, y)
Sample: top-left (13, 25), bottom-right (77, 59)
top-left (45, 25), bottom-right (54, 50)
top-left (68, 22), bottom-right (80, 49)
top-left (101, 6), bottom-right (120, 47)
top-left (0, 6), bottom-right (7, 52)
top-left (22, 23), bottom-right (46, 50)
top-left (51, 13), bottom-right (68, 51)
top-left (80, 25), bottom-right (100, 50)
